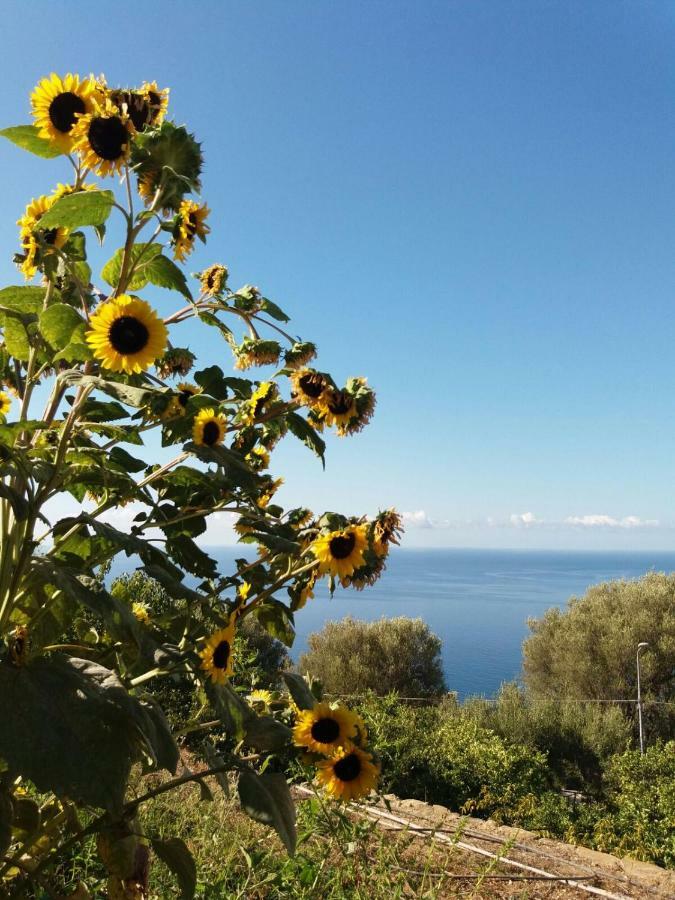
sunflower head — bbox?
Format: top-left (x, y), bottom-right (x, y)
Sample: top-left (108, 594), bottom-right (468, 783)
top-left (17, 192), bottom-right (71, 279)
top-left (0, 392), bottom-right (11, 417)
top-left (131, 121), bottom-right (204, 212)
top-left (71, 97), bottom-right (135, 177)
top-left (199, 618), bottom-right (236, 684)
top-left (290, 369), bottom-right (331, 408)
top-left (245, 445), bottom-right (270, 471)
top-left (311, 524), bottom-right (368, 581)
top-left (293, 702), bottom-right (358, 754)
top-left (372, 509), bottom-right (404, 557)
top-left (132, 602), bottom-right (150, 624)
top-left (315, 744), bottom-right (380, 802)
top-left (289, 569), bottom-right (318, 611)
top-left (192, 408), bottom-right (227, 447)
top-left (240, 381), bottom-right (279, 426)
top-left (284, 342), bottom-right (317, 370)
top-left (31, 72), bottom-right (99, 152)
top-left (256, 476), bottom-right (283, 509)
top-left (155, 347), bottom-right (196, 379)
top-left (233, 338), bottom-right (281, 371)
top-left (248, 689), bottom-right (274, 714)
top-left (86, 295), bottom-right (168, 374)
top-left (200, 264), bottom-right (228, 296)
top-left (172, 200), bottom-right (210, 263)
top-left (109, 81), bottom-right (169, 132)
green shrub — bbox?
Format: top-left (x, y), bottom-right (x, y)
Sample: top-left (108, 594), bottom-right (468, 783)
top-left (298, 616), bottom-right (446, 697)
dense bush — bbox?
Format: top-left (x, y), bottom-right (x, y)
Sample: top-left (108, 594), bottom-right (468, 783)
top-left (298, 616), bottom-right (446, 697)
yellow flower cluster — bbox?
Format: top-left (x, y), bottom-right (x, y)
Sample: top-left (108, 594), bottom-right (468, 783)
top-left (293, 701), bottom-right (379, 801)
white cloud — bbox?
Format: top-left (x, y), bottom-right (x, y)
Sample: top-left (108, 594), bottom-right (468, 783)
top-left (401, 509), bottom-right (435, 529)
top-left (564, 514), bottom-right (659, 529)
top-left (509, 511), bottom-right (540, 527)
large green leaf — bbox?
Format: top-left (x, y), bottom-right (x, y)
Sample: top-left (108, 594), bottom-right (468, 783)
top-left (286, 412), bottom-right (325, 466)
top-left (38, 190), bottom-right (114, 229)
top-left (39, 303), bottom-right (86, 350)
top-left (255, 600), bottom-right (295, 647)
top-left (101, 243), bottom-right (163, 290)
top-left (151, 837), bottom-right (196, 900)
top-left (146, 254), bottom-right (193, 299)
top-left (282, 673), bottom-right (317, 711)
top-left (0, 124), bottom-right (62, 159)
top-left (238, 770), bottom-right (296, 855)
top-left (0, 655), bottom-right (157, 812)
top-left (0, 286), bottom-right (47, 314)
top-left (1, 316), bottom-right (31, 361)
top-left (61, 373), bottom-right (164, 409)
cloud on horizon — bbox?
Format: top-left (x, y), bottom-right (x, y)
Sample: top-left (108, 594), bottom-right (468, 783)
top-left (403, 509), bottom-right (662, 531)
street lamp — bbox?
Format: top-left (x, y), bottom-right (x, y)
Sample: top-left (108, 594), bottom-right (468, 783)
top-left (636, 642), bottom-right (649, 755)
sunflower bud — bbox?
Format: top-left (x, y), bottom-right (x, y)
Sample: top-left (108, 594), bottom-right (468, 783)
top-left (131, 121), bottom-right (203, 212)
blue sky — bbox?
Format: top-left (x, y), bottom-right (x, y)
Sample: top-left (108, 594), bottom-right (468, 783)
top-left (1, 1), bottom-right (674, 549)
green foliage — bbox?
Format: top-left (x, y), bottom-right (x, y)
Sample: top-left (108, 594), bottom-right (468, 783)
top-left (37, 190), bottom-right (114, 229)
top-left (299, 616), bottom-right (446, 697)
top-left (0, 124), bottom-right (61, 158)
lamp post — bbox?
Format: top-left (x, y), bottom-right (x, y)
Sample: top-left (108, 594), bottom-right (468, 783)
top-left (636, 642), bottom-right (649, 755)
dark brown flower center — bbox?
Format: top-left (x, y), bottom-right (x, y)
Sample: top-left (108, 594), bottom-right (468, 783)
top-left (299, 373), bottom-right (326, 399)
top-left (201, 420), bottom-right (221, 446)
top-left (212, 640), bottom-right (230, 669)
top-left (178, 389), bottom-right (194, 408)
top-left (327, 390), bottom-right (353, 415)
top-left (108, 316), bottom-right (149, 355)
top-left (311, 717), bottom-right (340, 744)
top-left (88, 116), bottom-right (128, 161)
top-left (185, 213), bottom-right (199, 239)
top-left (42, 228), bottom-right (60, 246)
top-left (329, 532), bottom-right (356, 560)
top-left (111, 90), bottom-right (154, 132)
top-left (333, 753), bottom-right (362, 782)
top-left (49, 92), bottom-right (85, 133)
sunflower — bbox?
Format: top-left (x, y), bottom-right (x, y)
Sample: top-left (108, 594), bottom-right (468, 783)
top-left (155, 347), bottom-right (196, 379)
top-left (321, 387), bottom-right (358, 432)
top-left (172, 200), bottom-right (210, 262)
top-left (315, 744), bottom-right (379, 802)
top-left (246, 445), bottom-right (270, 471)
top-left (71, 98), bottom-right (134, 177)
top-left (200, 263), bottom-right (228, 296)
top-left (86, 295), bottom-right (168, 374)
top-left (234, 339), bottom-right (281, 371)
top-left (290, 569), bottom-right (318, 611)
top-left (0, 392), bottom-right (11, 416)
top-left (311, 524), bottom-right (368, 580)
top-left (17, 193), bottom-right (71, 278)
top-left (168, 382), bottom-right (200, 417)
top-left (257, 476), bottom-right (283, 509)
top-left (284, 342), bottom-right (317, 370)
top-left (31, 72), bottom-right (98, 152)
top-left (132, 602), bottom-right (150, 624)
top-left (248, 689), bottom-right (273, 714)
top-left (293, 702), bottom-right (358, 755)
top-left (240, 381), bottom-right (278, 426)
top-left (199, 618), bottom-right (236, 684)
top-left (337, 378), bottom-right (376, 436)
top-left (290, 369), bottom-right (330, 408)
top-left (192, 408), bottom-right (227, 447)
top-left (109, 81), bottom-right (169, 132)
top-left (373, 509), bottom-right (404, 557)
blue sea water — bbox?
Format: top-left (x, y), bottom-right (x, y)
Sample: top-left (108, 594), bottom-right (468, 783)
top-left (205, 548), bottom-right (675, 698)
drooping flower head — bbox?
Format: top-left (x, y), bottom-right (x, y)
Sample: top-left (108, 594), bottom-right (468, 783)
top-left (199, 263), bottom-right (228, 296)
top-left (109, 81), bottom-right (169, 132)
top-left (315, 744), bottom-right (379, 802)
top-left (293, 702), bottom-right (359, 754)
top-left (17, 193), bottom-right (71, 279)
top-left (172, 199), bottom-right (210, 262)
top-left (31, 72), bottom-right (99, 152)
top-left (372, 509), bottom-right (404, 557)
top-left (192, 408), bottom-right (227, 447)
top-left (290, 369), bottom-right (330, 409)
top-left (72, 97), bottom-right (135, 177)
top-left (233, 338), bottom-right (281, 371)
top-left (86, 295), bottom-right (168, 374)
top-left (311, 524), bottom-right (368, 580)
top-left (284, 342), bottom-right (317, 370)
top-left (199, 618), bottom-right (236, 684)
top-left (240, 381), bottom-right (279, 426)
top-left (155, 346), bottom-right (196, 379)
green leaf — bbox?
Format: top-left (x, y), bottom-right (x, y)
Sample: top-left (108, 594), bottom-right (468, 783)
top-left (0, 286), bottom-right (47, 314)
top-left (61, 373), bottom-right (162, 409)
top-left (39, 303), bottom-right (86, 351)
top-left (2, 316), bottom-right (31, 361)
top-left (260, 297), bottom-right (290, 323)
top-left (255, 600), bottom-right (296, 647)
top-left (101, 243), bottom-right (163, 290)
top-left (0, 655), bottom-right (156, 812)
top-left (238, 770), bottom-right (296, 855)
top-left (286, 412), bottom-right (325, 467)
top-left (202, 741), bottom-right (230, 798)
top-left (109, 446), bottom-right (147, 474)
top-left (0, 483), bottom-right (29, 520)
top-left (38, 190), bottom-right (114, 230)
top-left (282, 673), bottom-right (317, 711)
top-left (146, 254), bottom-right (193, 299)
top-left (193, 366), bottom-right (230, 400)
top-left (151, 837), bottom-right (196, 900)
top-left (139, 697), bottom-right (180, 774)
top-left (0, 124), bottom-right (62, 159)
top-left (242, 715), bottom-right (293, 752)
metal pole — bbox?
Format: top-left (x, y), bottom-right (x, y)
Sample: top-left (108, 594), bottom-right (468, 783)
top-left (636, 642), bottom-right (648, 755)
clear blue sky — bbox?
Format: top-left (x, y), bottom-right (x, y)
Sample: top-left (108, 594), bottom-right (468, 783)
top-left (1, 1), bottom-right (674, 549)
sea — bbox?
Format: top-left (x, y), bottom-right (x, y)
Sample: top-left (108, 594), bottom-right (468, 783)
top-left (203, 548), bottom-right (675, 698)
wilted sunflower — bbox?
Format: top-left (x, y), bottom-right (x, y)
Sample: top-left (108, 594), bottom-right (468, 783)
top-left (200, 263), bottom-right (228, 296)
top-left (245, 445), bottom-right (270, 471)
top-left (72, 98), bottom-right (134, 177)
top-left (311, 524), bottom-right (368, 580)
top-left (155, 346), bottom-right (196, 379)
top-left (31, 72), bottom-right (98, 152)
top-left (315, 744), bottom-right (379, 802)
top-left (170, 382), bottom-right (200, 417)
top-left (109, 81), bottom-right (168, 132)
top-left (0, 391), bottom-right (11, 416)
top-left (172, 199), bottom-right (210, 262)
top-left (293, 702), bottom-right (358, 755)
top-left (234, 338), bottom-right (281, 371)
top-left (199, 618), bottom-right (236, 684)
top-left (17, 193), bottom-right (70, 278)
top-left (321, 387), bottom-right (357, 433)
top-left (337, 378), bottom-right (376, 436)
top-left (192, 408), bottom-right (227, 447)
top-left (290, 369), bottom-right (330, 408)
top-left (86, 295), bottom-right (168, 374)
top-left (257, 476), bottom-right (283, 509)
top-left (284, 341), bottom-right (317, 370)
top-left (240, 381), bottom-right (278, 426)
top-left (373, 509), bottom-right (404, 557)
